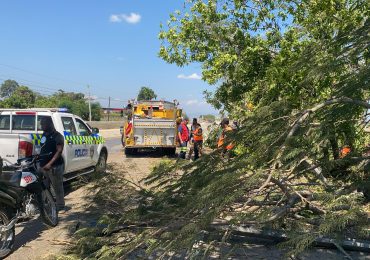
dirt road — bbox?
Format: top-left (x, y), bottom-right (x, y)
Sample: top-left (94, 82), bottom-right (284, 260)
top-left (8, 131), bottom-right (164, 260)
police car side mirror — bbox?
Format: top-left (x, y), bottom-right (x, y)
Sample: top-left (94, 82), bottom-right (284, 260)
top-left (92, 127), bottom-right (99, 134)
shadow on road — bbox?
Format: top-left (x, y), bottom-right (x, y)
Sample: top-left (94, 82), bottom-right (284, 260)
top-left (125, 149), bottom-right (177, 159)
top-left (11, 179), bottom-right (93, 254)
top-left (13, 217), bottom-right (46, 251)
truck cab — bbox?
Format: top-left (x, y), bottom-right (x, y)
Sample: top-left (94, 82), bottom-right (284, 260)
top-left (0, 108), bottom-right (108, 181)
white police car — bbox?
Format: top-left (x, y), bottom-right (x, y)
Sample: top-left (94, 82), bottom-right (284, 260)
top-left (0, 108), bottom-right (107, 181)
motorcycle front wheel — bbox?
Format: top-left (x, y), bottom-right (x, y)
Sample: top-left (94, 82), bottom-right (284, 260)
top-left (0, 209), bottom-right (15, 259)
top-left (40, 189), bottom-right (58, 227)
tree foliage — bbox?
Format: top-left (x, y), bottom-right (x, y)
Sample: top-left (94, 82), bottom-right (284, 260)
top-left (145, 0), bottom-right (369, 256)
top-left (0, 80), bottom-right (101, 120)
top-left (35, 90), bottom-right (102, 121)
top-left (0, 79), bottom-right (19, 98)
top-left (137, 86), bottom-right (157, 101)
top-left (200, 114), bottom-right (216, 122)
top-left (1, 86), bottom-right (36, 108)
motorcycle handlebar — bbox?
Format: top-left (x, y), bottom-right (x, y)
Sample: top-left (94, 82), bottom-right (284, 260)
top-left (1, 153), bottom-right (53, 171)
top-left (16, 152), bottom-right (53, 166)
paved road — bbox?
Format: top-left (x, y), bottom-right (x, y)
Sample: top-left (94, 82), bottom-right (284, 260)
top-left (105, 136), bottom-right (122, 154)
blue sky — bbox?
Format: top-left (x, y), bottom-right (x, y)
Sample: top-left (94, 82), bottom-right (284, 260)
top-left (0, 0), bottom-right (217, 116)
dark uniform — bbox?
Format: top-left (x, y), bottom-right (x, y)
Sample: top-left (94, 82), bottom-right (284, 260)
top-left (40, 130), bottom-right (65, 209)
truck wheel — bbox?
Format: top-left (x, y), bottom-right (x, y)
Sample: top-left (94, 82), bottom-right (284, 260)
top-left (96, 151), bottom-right (107, 173)
top-left (0, 208), bottom-right (15, 259)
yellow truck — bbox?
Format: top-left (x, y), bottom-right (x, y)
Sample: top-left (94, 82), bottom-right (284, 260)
top-left (121, 100), bottom-right (182, 155)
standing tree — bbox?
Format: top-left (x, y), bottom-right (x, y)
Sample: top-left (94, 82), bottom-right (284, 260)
top-left (0, 79), bottom-right (19, 98)
top-left (35, 90), bottom-right (102, 121)
top-left (137, 86), bottom-right (157, 101)
top-left (2, 86), bottom-right (36, 108)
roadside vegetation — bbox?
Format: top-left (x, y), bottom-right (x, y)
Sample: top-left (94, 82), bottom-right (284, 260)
top-left (0, 79), bottom-right (101, 120)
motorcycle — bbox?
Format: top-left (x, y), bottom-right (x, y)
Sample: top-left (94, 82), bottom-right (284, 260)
top-left (0, 154), bottom-right (58, 259)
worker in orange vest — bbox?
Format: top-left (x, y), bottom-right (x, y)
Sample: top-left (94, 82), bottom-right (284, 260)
top-left (340, 145), bottom-right (351, 158)
top-left (217, 118), bottom-right (235, 157)
top-left (193, 123), bottom-right (203, 160)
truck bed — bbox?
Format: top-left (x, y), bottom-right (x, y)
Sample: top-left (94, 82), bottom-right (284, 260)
top-left (0, 133), bottom-right (20, 166)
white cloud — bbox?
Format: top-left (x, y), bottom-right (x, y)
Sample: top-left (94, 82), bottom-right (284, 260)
top-left (109, 13), bottom-right (141, 24)
top-left (122, 13), bottom-right (141, 24)
top-left (109, 14), bottom-right (121, 23)
top-left (186, 99), bottom-right (199, 105)
top-left (177, 73), bottom-right (202, 80)
top-left (182, 99), bottom-right (210, 107)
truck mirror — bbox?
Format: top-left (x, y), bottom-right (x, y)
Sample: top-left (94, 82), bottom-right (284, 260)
top-left (92, 127), bottom-right (100, 134)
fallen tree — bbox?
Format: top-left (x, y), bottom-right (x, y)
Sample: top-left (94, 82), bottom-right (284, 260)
top-left (62, 0), bottom-right (369, 259)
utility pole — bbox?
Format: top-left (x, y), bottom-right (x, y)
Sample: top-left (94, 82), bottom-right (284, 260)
top-left (108, 96), bottom-right (111, 122)
top-left (87, 85), bottom-right (92, 122)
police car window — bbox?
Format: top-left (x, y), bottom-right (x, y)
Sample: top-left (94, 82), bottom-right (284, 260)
top-left (75, 119), bottom-right (91, 136)
top-left (12, 115), bottom-right (36, 130)
top-left (37, 116), bottom-right (52, 131)
top-left (61, 117), bottom-right (77, 135)
top-left (0, 115), bottom-right (10, 130)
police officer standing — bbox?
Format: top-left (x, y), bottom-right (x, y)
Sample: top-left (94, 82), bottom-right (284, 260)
top-left (39, 117), bottom-right (65, 211)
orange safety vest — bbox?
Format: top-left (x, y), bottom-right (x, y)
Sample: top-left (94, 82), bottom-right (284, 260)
top-left (217, 134), bottom-right (224, 148)
top-left (340, 146), bottom-right (351, 158)
top-left (217, 126), bottom-right (234, 150)
top-left (193, 128), bottom-right (203, 141)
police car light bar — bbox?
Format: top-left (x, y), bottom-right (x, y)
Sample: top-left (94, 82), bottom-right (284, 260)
top-left (0, 108), bottom-right (70, 113)
top-left (58, 108), bottom-right (69, 112)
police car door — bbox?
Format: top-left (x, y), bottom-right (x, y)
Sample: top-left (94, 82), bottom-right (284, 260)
top-left (61, 116), bottom-right (84, 172)
top-left (74, 117), bottom-right (96, 168)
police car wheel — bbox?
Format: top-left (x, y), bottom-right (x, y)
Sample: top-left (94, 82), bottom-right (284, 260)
top-left (96, 152), bottom-right (107, 173)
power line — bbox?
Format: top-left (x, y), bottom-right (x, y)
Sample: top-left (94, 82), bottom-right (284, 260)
top-left (0, 74), bottom-right (62, 92)
top-left (0, 63), bottom-right (133, 99)
top-left (0, 63), bottom-right (87, 87)
top-left (0, 75), bottom-right (128, 105)
top-left (0, 77), bottom-right (58, 95)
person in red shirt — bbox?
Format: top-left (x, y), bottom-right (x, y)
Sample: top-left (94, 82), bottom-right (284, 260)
top-left (178, 118), bottom-right (189, 159)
